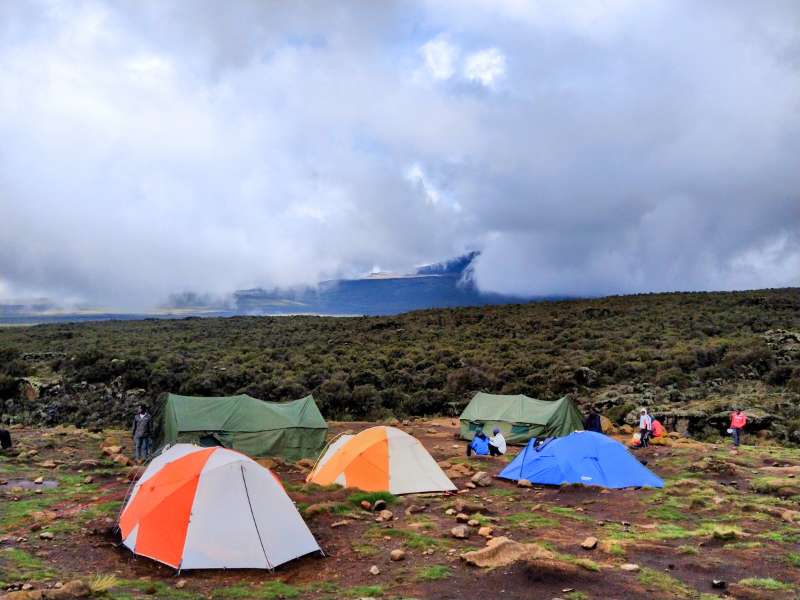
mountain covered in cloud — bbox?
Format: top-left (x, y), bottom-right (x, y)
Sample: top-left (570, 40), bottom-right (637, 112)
top-left (0, 253), bottom-right (566, 324)
top-left (234, 252), bottom-right (566, 316)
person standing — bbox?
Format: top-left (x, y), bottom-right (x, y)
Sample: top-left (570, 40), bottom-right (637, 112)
top-left (132, 404), bottom-right (152, 462)
top-left (488, 427), bottom-right (507, 456)
top-left (584, 409), bottom-right (603, 433)
top-left (638, 409), bottom-right (653, 448)
top-left (730, 408), bottom-right (747, 448)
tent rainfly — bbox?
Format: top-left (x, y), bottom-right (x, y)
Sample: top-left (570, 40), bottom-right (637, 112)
top-left (119, 444), bottom-right (321, 569)
top-left (498, 431), bottom-right (664, 489)
top-left (459, 393), bottom-right (583, 444)
top-left (159, 394), bottom-right (327, 460)
top-left (306, 426), bottom-right (456, 495)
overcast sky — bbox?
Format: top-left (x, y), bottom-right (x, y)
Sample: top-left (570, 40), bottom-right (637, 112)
top-left (1, 0), bottom-right (798, 308)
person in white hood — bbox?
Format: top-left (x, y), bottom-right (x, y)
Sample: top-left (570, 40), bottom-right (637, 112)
top-left (488, 427), bottom-right (506, 456)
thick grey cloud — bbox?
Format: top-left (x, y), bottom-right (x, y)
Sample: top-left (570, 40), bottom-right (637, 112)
top-left (0, 0), bottom-right (798, 307)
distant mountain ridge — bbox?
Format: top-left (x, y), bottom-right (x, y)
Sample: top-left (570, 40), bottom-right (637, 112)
top-left (0, 252), bottom-right (566, 324)
top-left (234, 251), bottom-right (564, 316)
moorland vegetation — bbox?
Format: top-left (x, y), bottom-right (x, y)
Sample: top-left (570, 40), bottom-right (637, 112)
top-left (0, 288), bottom-right (798, 442)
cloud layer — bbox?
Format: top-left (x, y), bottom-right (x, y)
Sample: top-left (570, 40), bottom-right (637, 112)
top-left (1, 0), bottom-right (798, 307)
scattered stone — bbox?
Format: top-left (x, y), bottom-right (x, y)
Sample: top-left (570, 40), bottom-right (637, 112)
top-left (620, 563), bottom-right (640, 572)
top-left (360, 500), bottom-right (372, 511)
top-left (471, 471), bottom-right (492, 487)
top-left (478, 526), bottom-right (494, 538)
top-left (530, 503), bottom-right (542, 512)
top-left (369, 565), bottom-right (380, 576)
top-left (437, 461), bottom-right (452, 469)
top-left (175, 580), bottom-right (187, 589)
top-left (580, 536), bottom-right (598, 550)
top-left (711, 579), bottom-right (726, 589)
top-left (517, 479), bottom-right (533, 488)
top-left (376, 510), bottom-right (394, 522)
top-left (256, 457), bottom-right (277, 469)
top-left (445, 508), bottom-right (456, 516)
top-left (451, 525), bottom-right (470, 539)
top-left (78, 459), bottom-right (100, 469)
top-left (112, 454), bottom-right (131, 467)
top-left (126, 466), bottom-right (146, 482)
top-left (465, 482), bottom-right (476, 489)
top-left (33, 476), bottom-right (44, 485)
top-left (405, 504), bottom-right (427, 516)
top-left (101, 445), bottom-right (122, 456)
top-left (331, 520), bottom-right (351, 528)
top-left (36, 460), bottom-right (56, 469)
top-left (372, 499), bottom-right (387, 512)
top-left (467, 519), bottom-right (480, 527)
top-left (390, 549), bottom-right (406, 561)
top-left (83, 476), bottom-right (93, 484)
top-left (295, 458), bottom-right (315, 470)
top-left (34, 488), bottom-right (43, 495)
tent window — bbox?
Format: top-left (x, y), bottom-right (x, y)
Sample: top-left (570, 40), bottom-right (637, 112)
top-left (511, 424), bottom-right (530, 435)
top-left (469, 421), bottom-right (485, 432)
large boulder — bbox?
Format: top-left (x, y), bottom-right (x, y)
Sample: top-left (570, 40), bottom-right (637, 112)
top-left (461, 536), bottom-right (553, 568)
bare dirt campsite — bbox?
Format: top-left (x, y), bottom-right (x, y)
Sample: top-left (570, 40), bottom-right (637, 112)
top-left (2, 420), bottom-right (799, 600)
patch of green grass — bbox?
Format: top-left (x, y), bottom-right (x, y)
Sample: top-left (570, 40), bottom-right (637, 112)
top-left (737, 577), bottom-right (793, 591)
top-left (602, 540), bottom-right (626, 557)
top-left (786, 552), bottom-right (800, 567)
top-left (723, 541), bottom-right (762, 550)
top-left (637, 567), bottom-right (695, 599)
top-left (117, 579), bottom-right (198, 600)
top-left (487, 488), bottom-right (517, 497)
top-left (352, 543), bottom-right (380, 556)
top-left (416, 565), bottom-right (452, 581)
top-left (345, 585), bottom-right (383, 597)
top-left (757, 528), bottom-right (800, 543)
top-left (347, 491), bottom-right (397, 507)
top-left (505, 512), bottom-right (558, 529)
top-left (367, 526), bottom-right (449, 550)
top-left (677, 545), bottom-right (699, 555)
top-left (548, 506), bottom-right (593, 521)
top-left (573, 558), bottom-right (601, 572)
top-left (564, 592), bottom-right (588, 600)
top-left (0, 548), bottom-right (57, 585)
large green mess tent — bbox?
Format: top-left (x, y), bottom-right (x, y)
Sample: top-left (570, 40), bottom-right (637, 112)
top-left (459, 393), bottom-right (583, 444)
top-left (158, 393), bottom-right (327, 460)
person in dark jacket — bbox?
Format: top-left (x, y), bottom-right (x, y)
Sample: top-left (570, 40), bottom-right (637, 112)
top-left (583, 409), bottom-right (603, 433)
top-left (132, 404), bottom-right (152, 462)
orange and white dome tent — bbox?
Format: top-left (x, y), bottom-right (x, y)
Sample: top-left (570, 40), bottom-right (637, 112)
top-left (119, 444), bottom-right (320, 570)
top-left (307, 426), bottom-right (456, 495)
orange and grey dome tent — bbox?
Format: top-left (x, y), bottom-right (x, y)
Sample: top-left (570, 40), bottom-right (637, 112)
top-left (306, 426), bottom-right (456, 495)
top-left (119, 444), bottom-right (320, 570)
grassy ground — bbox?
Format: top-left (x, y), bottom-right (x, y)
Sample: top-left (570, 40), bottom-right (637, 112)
top-left (1, 422), bottom-right (800, 599)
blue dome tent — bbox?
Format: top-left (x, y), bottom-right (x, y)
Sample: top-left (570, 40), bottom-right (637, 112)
top-left (499, 431), bottom-right (663, 489)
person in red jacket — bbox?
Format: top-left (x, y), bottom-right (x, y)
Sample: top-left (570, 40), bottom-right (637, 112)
top-left (730, 408), bottom-right (747, 447)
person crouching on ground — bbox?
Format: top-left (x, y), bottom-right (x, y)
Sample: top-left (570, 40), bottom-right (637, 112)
top-left (638, 409), bottom-right (653, 448)
top-left (466, 429), bottom-right (490, 457)
top-left (132, 404), bottom-right (152, 463)
top-left (730, 408), bottom-right (747, 448)
top-left (488, 427), bottom-right (506, 456)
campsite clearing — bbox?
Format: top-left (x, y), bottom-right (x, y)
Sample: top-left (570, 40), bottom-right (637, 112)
top-left (1, 419), bottom-right (799, 599)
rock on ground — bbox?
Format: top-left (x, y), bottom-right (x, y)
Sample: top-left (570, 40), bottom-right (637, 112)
top-left (461, 536), bottom-right (553, 568)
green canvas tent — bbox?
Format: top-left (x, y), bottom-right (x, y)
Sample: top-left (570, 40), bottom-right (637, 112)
top-left (459, 393), bottom-right (583, 444)
top-left (158, 393), bottom-right (327, 460)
